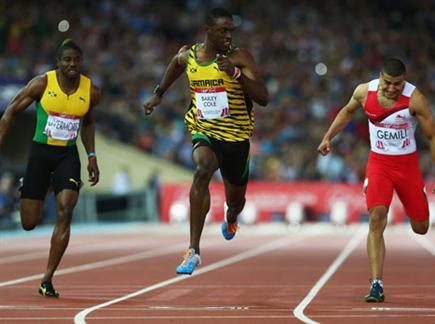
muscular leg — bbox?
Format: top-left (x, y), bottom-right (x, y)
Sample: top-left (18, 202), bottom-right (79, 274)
top-left (223, 179), bottom-right (246, 224)
top-left (20, 199), bottom-right (45, 230)
top-left (41, 189), bottom-right (78, 282)
top-left (410, 219), bottom-right (429, 235)
top-left (189, 146), bottom-right (218, 254)
top-left (367, 205), bottom-right (388, 280)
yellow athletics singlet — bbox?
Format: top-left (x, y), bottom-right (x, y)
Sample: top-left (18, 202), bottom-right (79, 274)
top-left (184, 44), bottom-right (254, 142)
top-left (33, 70), bottom-right (91, 146)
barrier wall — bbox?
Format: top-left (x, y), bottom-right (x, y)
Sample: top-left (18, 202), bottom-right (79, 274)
top-left (160, 182), bottom-right (435, 224)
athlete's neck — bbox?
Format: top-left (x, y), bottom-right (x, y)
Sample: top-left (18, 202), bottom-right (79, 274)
top-left (200, 41), bottom-right (220, 63)
top-left (56, 70), bottom-right (80, 95)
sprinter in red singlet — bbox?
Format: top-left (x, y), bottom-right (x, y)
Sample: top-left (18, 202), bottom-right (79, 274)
top-left (318, 58), bottom-right (435, 303)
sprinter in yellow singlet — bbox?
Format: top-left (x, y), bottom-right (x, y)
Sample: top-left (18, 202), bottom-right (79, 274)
top-left (143, 8), bottom-right (269, 275)
top-left (0, 39), bottom-right (101, 297)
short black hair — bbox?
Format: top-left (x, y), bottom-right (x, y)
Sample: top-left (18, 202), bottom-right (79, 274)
top-left (57, 38), bottom-right (83, 58)
top-left (382, 58), bottom-right (406, 77)
top-left (205, 8), bottom-right (232, 26)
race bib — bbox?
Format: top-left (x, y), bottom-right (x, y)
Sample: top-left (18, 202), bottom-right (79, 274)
top-left (45, 113), bottom-right (80, 141)
top-left (195, 87), bottom-right (230, 119)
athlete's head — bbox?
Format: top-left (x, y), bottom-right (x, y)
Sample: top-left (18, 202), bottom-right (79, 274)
top-left (205, 8), bottom-right (235, 53)
top-left (56, 39), bottom-right (83, 80)
top-left (379, 58), bottom-right (406, 100)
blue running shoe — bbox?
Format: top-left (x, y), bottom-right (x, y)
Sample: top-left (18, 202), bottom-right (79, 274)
top-left (365, 280), bottom-right (384, 302)
top-left (176, 248), bottom-right (201, 275)
top-left (221, 222), bottom-right (239, 240)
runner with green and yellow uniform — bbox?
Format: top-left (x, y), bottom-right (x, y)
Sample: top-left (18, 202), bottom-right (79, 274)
top-left (143, 8), bottom-right (269, 275)
top-left (34, 70), bottom-right (91, 146)
top-left (184, 43), bottom-right (254, 142)
top-left (0, 39), bottom-right (100, 297)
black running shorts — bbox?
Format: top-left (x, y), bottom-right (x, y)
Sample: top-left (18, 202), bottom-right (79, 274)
top-left (21, 141), bottom-right (81, 200)
top-left (192, 133), bottom-right (250, 186)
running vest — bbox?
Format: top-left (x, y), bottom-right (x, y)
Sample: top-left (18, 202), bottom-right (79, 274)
top-left (34, 70), bottom-right (91, 146)
top-left (184, 44), bottom-right (254, 142)
top-left (364, 79), bottom-right (417, 155)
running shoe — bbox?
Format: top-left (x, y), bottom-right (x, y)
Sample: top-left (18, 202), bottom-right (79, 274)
top-left (364, 280), bottom-right (384, 302)
top-left (221, 222), bottom-right (239, 240)
top-left (39, 281), bottom-right (60, 298)
top-left (18, 177), bottom-right (23, 192)
top-left (176, 248), bottom-right (201, 275)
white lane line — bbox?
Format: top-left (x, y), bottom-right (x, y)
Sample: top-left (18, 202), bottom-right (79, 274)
top-left (362, 307), bottom-right (435, 312)
top-left (293, 225), bottom-right (366, 324)
top-left (0, 243), bottom-right (187, 288)
top-left (74, 235), bottom-right (306, 324)
top-left (0, 315), bottom-right (298, 320)
top-left (0, 251), bottom-right (49, 265)
top-left (0, 237), bottom-right (163, 265)
top-left (411, 233), bottom-right (435, 257)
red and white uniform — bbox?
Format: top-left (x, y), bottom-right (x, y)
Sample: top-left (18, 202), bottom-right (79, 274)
top-left (364, 79), bottom-right (428, 221)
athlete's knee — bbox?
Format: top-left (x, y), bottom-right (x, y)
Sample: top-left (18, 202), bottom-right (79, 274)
top-left (368, 209), bottom-right (387, 233)
top-left (226, 197), bottom-right (246, 215)
top-left (21, 219), bottom-right (37, 231)
top-left (56, 203), bottom-right (75, 224)
top-left (20, 212), bottom-right (41, 230)
top-left (413, 227), bottom-right (428, 235)
top-left (193, 163), bottom-right (215, 185)
top-left (411, 221), bottom-right (429, 235)
top-left (20, 201), bottom-right (44, 231)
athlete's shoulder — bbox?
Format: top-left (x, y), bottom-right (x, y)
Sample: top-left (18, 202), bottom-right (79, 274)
top-left (31, 73), bottom-right (48, 85)
top-left (177, 44), bottom-right (192, 67)
top-left (403, 81), bottom-right (416, 97)
top-left (409, 87), bottom-right (427, 112)
top-left (353, 82), bottom-right (369, 100)
top-left (90, 83), bottom-right (101, 107)
top-left (25, 74), bottom-right (48, 98)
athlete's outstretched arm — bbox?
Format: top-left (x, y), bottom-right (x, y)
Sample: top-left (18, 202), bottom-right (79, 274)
top-left (143, 46), bottom-right (189, 115)
top-left (0, 75), bottom-right (46, 146)
top-left (411, 89), bottom-right (435, 162)
top-left (317, 83), bottom-right (366, 156)
top-left (81, 84), bottom-right (101, 186)
top-left (217, 48), bottom-right (269, 106)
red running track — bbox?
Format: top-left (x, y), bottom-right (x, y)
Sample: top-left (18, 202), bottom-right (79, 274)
top-left (1, 223), bottom-right (435, 323)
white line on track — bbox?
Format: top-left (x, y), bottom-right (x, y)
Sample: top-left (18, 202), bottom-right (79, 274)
top-left (0, 237), bottom-right (166, 265)
top-left (411, 233), bottom-right (435, 257)
top-left (293, 224), bottom-right (366, 324)
top-left (0, 243), bottom-right (188, 287)
top-left (74, 235), bottom-right (306, 324)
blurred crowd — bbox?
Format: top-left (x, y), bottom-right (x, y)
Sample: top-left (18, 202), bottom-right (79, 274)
top-left (1, 0), bottom-right (434, 188)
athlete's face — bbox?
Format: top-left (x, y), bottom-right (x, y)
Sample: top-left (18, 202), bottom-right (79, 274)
top-left (57, 48), bottom-right (82, 80)
top-left (207, 16), bottom-right (235, 53)
top-left (379, 72), bottom-right (405, 100)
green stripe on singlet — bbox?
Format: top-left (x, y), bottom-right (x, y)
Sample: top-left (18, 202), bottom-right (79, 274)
top-left (33, 101), bottom-right (49, 144)
top-left (192, 133), bottom-right (211, 144)
top-left (32, 101), bottom-right (81, 146)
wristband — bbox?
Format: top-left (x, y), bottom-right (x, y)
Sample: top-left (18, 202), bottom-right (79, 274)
top-left (88, 153), bottom-right (97, 161)
top-left (232, 67), bottom-right (241, 80)
top-left (153, 84), bottom-right (164, 97)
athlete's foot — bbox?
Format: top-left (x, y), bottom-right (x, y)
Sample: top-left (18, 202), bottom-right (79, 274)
top-left (221, 222), bottom-right (239, 240)
top-left (18, 177), bottom-right (23, 192)
top-left (364, 279), bottom-right (384, 302)
top-left (39, 281), bottom-right (60, 298)
top-left (176, 248), bottom-right (201, 275)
